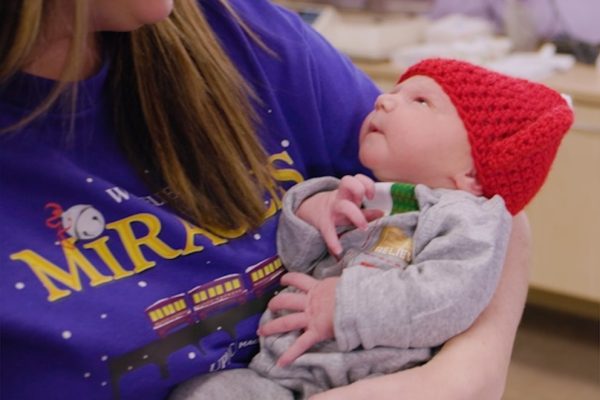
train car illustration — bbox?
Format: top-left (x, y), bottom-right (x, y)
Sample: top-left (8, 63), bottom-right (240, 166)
top-left (188, 274), bottom-right (247, 319)
top-left (144, 256), bottom-right (285, 337)
top-left (246, 255), bottom-right (284, 297)
top-left (145, 293), bottom-right (194, 337)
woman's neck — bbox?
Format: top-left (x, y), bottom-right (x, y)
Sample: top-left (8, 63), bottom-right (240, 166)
top-left (23, 34), bottom-right (101, 81)
top-left (22, 2), bottom-right (101, 81)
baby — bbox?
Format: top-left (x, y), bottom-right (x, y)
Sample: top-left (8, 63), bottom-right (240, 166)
top-left (171, 58), bottom-right (573, 400)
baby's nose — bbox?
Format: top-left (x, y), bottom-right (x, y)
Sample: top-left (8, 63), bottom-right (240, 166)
top-left (375, 94), bottom-right (395, 112)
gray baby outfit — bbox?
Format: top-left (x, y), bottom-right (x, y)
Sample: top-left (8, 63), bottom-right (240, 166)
top-left (171, 177), bottom-right (512, 400)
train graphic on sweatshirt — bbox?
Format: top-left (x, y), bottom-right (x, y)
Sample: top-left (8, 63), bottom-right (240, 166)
top-left (144, 255), bottom-right (284, 337)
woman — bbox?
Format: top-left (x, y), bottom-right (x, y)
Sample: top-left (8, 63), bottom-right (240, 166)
top-left (0, 1), bottom-right (530, 399)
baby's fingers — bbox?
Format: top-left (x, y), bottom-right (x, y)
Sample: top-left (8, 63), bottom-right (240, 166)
top-left (276, 330), bottom-right (320, 367)
top-left (362, 208), bottom-right (384, 222)
top-left (259, 312), bottom-right (308, 337)
top-left (320, 220), bottom-right (343, 257)
top-left (333, 200), bottom-right (368, 230)
top-left (353, 174), bottom-right (376, 200)
top-left (267, 292), bottom-right (306, 313)
top-left (337, 175), bottom-right (368, 205)
top-left (281, 272), bottom-right (319, 292)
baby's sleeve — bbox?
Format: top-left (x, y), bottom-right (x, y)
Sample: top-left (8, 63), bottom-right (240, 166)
top-left (334, 191), bottom-right (512, 351)
top-left (277, 177), bottom-right (340, 273)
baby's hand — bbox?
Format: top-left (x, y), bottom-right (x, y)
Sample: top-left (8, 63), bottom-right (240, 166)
top-left (297, 174), bottom-right (383, 256)
top-left (258, 272), bottom-right (340, 367)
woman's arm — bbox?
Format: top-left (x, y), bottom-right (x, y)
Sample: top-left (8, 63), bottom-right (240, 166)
top-left (311, 212), bottom-right (531, 400)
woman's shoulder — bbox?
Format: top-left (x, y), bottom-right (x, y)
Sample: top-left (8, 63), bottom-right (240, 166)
top-left (202, 0), bottom-right (317, 60)
top-left (230, 0), bottom-right (305, 27)
top-left (203, 0), bottom-right (306, 35)
top-left (202, 0), bottom-right (379, 178)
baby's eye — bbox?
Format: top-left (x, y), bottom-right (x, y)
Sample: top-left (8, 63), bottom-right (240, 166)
top-left (414, 97), bottom-right (429, 106)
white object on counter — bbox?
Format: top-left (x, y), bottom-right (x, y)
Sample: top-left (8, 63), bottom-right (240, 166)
top-left (486, 43), bottom-right (576, 81)
top-left (319, 15), bottom-right (428, 60)
top-left (391, 36), bottom-right (512, 68)
top-left (390, 13), bottom-right (511, 68)
top-left (425, 14), bottom-right (495, 44)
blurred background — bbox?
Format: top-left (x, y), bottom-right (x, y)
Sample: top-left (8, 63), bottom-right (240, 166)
top-left (276, 1), bottom-right (599, 399)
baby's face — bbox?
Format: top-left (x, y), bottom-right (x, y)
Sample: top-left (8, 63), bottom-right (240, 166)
top-left (359, 76), bottom-right (473, 189)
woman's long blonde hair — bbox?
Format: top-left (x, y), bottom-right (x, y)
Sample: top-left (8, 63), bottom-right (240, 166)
top-left (0, 0), bottom-right (276, 231)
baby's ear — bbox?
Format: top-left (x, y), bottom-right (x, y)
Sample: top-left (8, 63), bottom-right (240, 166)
top-left (454, 169), bottom-right (483, 196)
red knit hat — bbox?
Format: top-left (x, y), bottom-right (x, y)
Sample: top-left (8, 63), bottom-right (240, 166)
top-left (398, 58), bottom-right (574, 214)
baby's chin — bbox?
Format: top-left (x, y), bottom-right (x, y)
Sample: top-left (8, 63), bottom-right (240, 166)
top-left (358, 151), bottom-right (383, 180)
top-left (357, 148), bottom-right (371, 169)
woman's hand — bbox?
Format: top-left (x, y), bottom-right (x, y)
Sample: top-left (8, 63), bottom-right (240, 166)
top-left (296, 174), bottom-right (383, 256)
top-left (309, 212), bottom-right (532, 400)
top-left (258, 272), bottom-right (340, 367)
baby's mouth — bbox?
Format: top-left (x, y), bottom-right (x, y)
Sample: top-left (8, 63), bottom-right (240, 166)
top-left (368, 122), bottom-right (382, 134)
